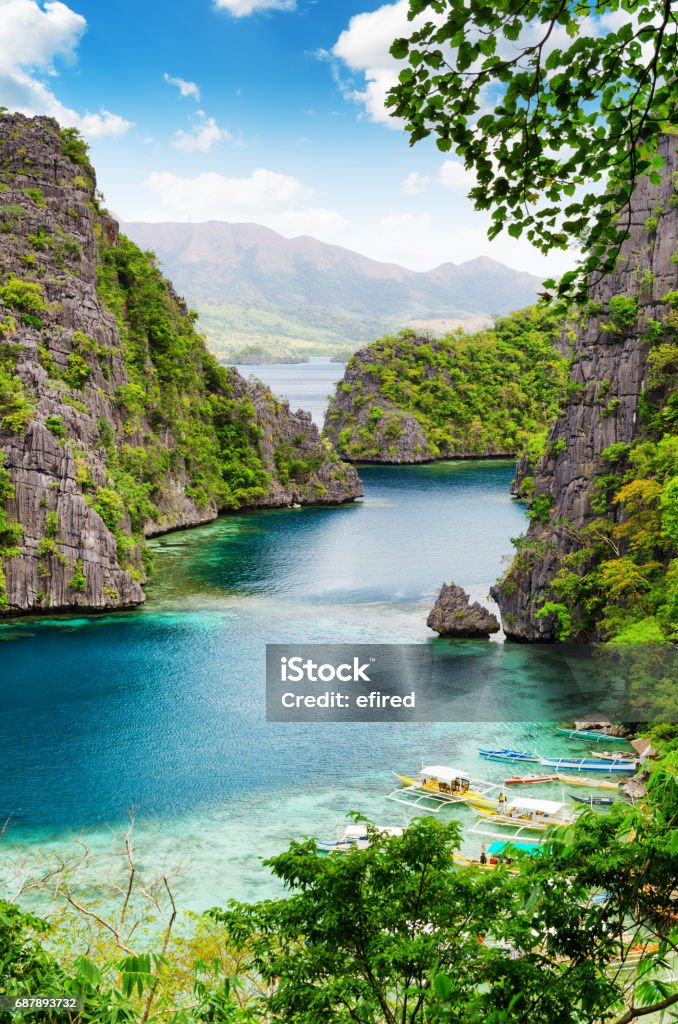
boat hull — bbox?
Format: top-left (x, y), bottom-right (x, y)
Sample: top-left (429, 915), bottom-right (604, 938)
top-left (478, 748), bottom-right (541, 763)
top-left (556, 773), bottom-right (618, 790)
top-left (540, 759), bottom-right (634, 774)
top-left (556, 728), bottom-right (629, 742)
top-left (504, 774), bottom-right (559, 785)
top-left (472, 806), bottom-right (573, 831)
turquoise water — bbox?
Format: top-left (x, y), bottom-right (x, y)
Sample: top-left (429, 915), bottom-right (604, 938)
top-left (234, 356), bottom-right (345, 427)
top-left (1, 458), bottom-right (562, 906)
top-left (0, 357), bottom-right (613, 907)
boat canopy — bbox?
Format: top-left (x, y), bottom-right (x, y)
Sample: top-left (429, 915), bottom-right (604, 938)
top-left (508, 797), bottom-right (566, 814)
top-left (487, 840), bottom-right (540, 855)
top-left (420, 765), bottom-right (470, 783)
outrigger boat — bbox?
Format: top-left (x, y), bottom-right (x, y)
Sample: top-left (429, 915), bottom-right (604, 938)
top-left (453, 839), bottom-right (540, 871)
top-left (504, 772), bottom-right (619, 790)
top-left (571, 795), bottom-right (615, 807)
top-left (388, 765), bottom-right (503, 812)
top-left (540, 756), bottom-right (635, 774)
top-left (556, 727), bottom-right (629, 743)
top-left (555, 773), bottom-right (619, 790)
top-left (471, 796), bottom-right (576, 833)
top-left (316, 824), bottom-right (404, 854)
top-left (504, 773), bottom-right (559, 785)
top-left (477, 748), bottom-right (541, 763)
top-left (589, 750), bottom-right (638, 763)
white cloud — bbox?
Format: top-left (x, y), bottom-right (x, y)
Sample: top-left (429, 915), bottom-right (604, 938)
top-left (333, 1), bottom-right (410, 70)
top-left (330, 0), bottom-right (425, 127)
top-left (400, 171), bottom-right (429, 195)
top-left (380, 211), bottom-right (431, 229)
top-left (214, 0), bottom-right (295, 16)
top-left (0, 0), bottom-right (132, 138)
top-left (0, 0), bottom-right (85, 70)
top-left (145, 167), bottom-right (314, 219)
top-left (163, 72), bottom-right (200, 101)
top-left (437, 160), bottom-right (476, 193)
top-left (141, 166), bottom-right (347, 242)
top-left (172, 111), bottom-right (231, 153)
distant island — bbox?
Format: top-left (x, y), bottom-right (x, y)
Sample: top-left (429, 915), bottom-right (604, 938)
top-left (225, 345), bottom-right (310, 365)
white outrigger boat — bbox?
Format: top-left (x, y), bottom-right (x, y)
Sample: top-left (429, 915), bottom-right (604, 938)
top-left (471, 796), bottom-right (576, 834)
top-left (316, 824), bottom-right (404, 854)
top-left (589, 750), bottom-right (638, 763)
top-left (503, 771), bottom-right (619, 790)
top-left (556, 726), bottom-right (629, 743)
top-left (540, 756), bottom-right (635, 774)
top-left (388, 765), bottom-right (503, 812)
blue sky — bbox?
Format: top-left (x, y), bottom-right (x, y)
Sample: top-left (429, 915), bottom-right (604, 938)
top-left (0, 0), bottom-right (575, 276)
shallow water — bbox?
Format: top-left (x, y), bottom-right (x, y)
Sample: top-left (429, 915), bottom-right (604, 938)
top-left (2, 361), bottom-right (607, 908)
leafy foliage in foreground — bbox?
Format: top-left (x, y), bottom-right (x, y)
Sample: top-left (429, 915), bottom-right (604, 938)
top-left (387, 0), bottom-right (678, 298)
top-left (325, 305), bottom-right (569, 460)
top-left (2, 737), bottom-right (676, 1024)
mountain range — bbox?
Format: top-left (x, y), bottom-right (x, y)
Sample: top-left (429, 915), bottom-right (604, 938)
top-left (121, 220), bottom-right (543, 361)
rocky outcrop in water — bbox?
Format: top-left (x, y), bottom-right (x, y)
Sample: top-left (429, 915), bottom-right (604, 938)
top-left (0, 113), bottom-right (362, 616)
top-left (492, 135), bottom-right (678, 640)
top-left (427, 583), bottom-right (500, 637)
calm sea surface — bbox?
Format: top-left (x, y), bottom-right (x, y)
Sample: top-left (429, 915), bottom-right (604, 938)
top-left (0, 361), bottom-right (586, 907)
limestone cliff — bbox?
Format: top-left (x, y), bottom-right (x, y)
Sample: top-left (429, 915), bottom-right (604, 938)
top-left (0, 114), bottom-right (362, 616)
top-left (492, 135), bottom-right (678, 641)
top-left (323, 308), bottom-right (568, 463)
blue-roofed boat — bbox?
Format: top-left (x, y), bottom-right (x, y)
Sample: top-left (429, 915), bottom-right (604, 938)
top-left (556, 727), bottom-right (629, 742)
top-left (477, 748), bottom-right (541, 763)
top-left (452, 839), bottom-right (541, 870)
top-left (540, 756), bottom-right (635, 774)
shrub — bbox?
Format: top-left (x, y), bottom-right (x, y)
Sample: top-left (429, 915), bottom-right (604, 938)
top-left (607, 295), bottom-right (638, 331)
top-left (64, 352), bottom-right (91, 390)
top-left (0, 277), bottom-right (47, 314)
top-left (69, 558), bottom-right (86, 592)
top-left (93, 487), bottom-right (125, 531)
top-left (45, 415), bottom-right (66, 437)
top-left (23, 187), bottom-right (46, 208)
top-left (0, 203), bottom-right (25, 233)
top-left (527, 493), bottom-right (553, 523)
top-left (45, 510), bottom-right (59, 537)
top-left (59, 127), bottom-right (91, 170)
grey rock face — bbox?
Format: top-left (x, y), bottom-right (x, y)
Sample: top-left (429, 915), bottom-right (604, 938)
top-left (492, 135), bottom-right (678, 640)
top-left (427, 583), bottom-right (500, 637)
top-left (0, 114), bottom-right (362, 616)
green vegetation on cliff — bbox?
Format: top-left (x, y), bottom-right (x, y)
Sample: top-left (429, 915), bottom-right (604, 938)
top-left (95, 231), bottom-right (271, 526)
top-left (529, 291), bottom-right (678, 644)
top-left (0, 114), bottom-right (359, 614)
top-left (325, 306), bottom-right (569, 461)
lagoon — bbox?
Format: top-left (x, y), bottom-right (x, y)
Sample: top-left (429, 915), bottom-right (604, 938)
top-left (0, 362), bottom-right (547, 907)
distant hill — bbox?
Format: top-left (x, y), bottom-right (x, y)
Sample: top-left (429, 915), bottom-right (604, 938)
top-left (121, 220), bottom-right (543, 361)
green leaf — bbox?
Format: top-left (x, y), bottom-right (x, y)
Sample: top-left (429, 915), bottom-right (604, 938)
top-left (433, 973), bottom-right (452, 999)
top-left (390, 37), bottom-right (409, 59)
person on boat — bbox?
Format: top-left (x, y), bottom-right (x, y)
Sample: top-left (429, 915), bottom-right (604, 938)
top-left (479, 844), bottom-right (487, 865)
top-left (498, 792), bottom-right (506, 806)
